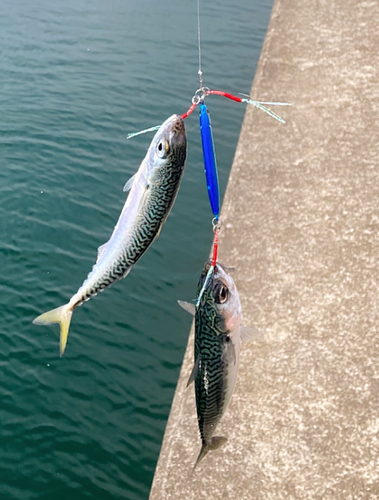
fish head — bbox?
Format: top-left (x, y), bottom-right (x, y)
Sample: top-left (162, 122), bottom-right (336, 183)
top-left (148, 114), bottom-right (187, 169)
top-left (197, 261), bottom-right (242, 333)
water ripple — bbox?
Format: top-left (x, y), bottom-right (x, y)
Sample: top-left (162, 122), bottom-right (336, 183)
top-left (0, 0), bottom-right (273, 498)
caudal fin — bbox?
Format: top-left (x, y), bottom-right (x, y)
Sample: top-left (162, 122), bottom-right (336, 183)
top-left (194, 436), bottom-right (227, 468)
top-left (33, 304), bottom-right (73, 356)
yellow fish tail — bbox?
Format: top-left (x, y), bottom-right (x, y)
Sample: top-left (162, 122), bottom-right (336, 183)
top-left (33, 304), bottom-right (73, 357)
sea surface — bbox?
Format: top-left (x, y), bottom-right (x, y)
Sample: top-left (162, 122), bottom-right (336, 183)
top-left (0, 1), bottom-right (273, 498)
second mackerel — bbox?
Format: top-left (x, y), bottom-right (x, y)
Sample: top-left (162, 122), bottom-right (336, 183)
top-left (179, 261), bottom-right (260, 467)
top-left (34, 114), bottom-right (187, 356)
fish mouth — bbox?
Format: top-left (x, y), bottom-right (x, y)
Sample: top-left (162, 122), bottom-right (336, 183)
top-left (199, 261), bottom-right (229, 290)
top-left (202, 261), bottom-right (230, 278)
top-left (168, 114), bottom-right (186, 146)
top-left (215, 262), bottom-right (235, 275)
top-left (154, 114), bottom-right (186, 151)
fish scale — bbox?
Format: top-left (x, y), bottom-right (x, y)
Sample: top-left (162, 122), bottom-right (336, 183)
top-left (195, 289), bottom-right (229, 444)
top-left (33, 114), bottom-right (187, 356)
top-left (178, 261), bottom-right (248, 467)
top-left (73, 158), bottom-right (185, 306)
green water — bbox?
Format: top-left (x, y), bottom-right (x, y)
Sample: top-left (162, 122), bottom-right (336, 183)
top-left (0, 0), bottom-right (273, 498)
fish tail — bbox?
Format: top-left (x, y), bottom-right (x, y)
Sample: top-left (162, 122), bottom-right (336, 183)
top-left (33, 303), bottom-right (74, 357)
top-left (194, 436), bottom-right (227, 468)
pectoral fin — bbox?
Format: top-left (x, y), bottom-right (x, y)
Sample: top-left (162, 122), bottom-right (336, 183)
top-left (123, 172), bottom-right (138, 192)
top-left (177, 300), bottom-right (196, 316)
top-left (240, 325), bottom-right (263, 343)
top-left (221, 339), bottom-right (236, 365)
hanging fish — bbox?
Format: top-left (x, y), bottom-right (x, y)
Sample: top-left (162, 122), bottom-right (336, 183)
top-left (178, 261), bottom-right (260, 468)
top-left (34, 114), bottom-right (187, 356)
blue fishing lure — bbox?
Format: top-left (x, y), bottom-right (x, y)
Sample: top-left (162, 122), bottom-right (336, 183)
top-left (199, 102), bottom-right (220, 220)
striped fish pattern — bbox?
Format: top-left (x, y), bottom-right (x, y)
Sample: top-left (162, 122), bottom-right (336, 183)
top-left (179, 261), bottom-right (246, 467)
top-left (33, 114), bottom-right (187, 355)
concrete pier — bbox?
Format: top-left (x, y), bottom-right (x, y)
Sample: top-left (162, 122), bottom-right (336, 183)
top-left (149, 0), bottom-right (379, 498)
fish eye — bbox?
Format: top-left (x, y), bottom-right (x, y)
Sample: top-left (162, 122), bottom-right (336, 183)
top-left (157, 139), bottom-right (169, 158)
top-left (214, 283), bottom-right (228, 304)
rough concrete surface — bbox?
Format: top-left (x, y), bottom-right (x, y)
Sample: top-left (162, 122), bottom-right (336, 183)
top-left (149, 0), bottom-right (379, 498)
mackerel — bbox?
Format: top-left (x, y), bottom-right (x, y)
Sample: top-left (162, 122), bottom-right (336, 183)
top-left (179, 261), bottom-right (260, 467)
top-left (34, 114), bottom-right (187, 355)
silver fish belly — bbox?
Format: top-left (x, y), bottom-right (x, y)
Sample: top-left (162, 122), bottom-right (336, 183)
top-left (33, 114), bottom-right (187, 355)
top-left (74, 114), bottom-right (187, 304)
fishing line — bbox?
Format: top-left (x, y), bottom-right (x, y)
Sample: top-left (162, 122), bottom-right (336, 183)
top-left (194, 0), bottom-right (219, 216)
top-left (194, 0), bottom-right (220, 305)
top-left (195, 0), bottom-right (220, 306)
top-left (196, 0), bottom-right (203, 89)
top-left (191, 0), bottom-right (291, 306)
top-left (126, 0), bottom-right (291, 305)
